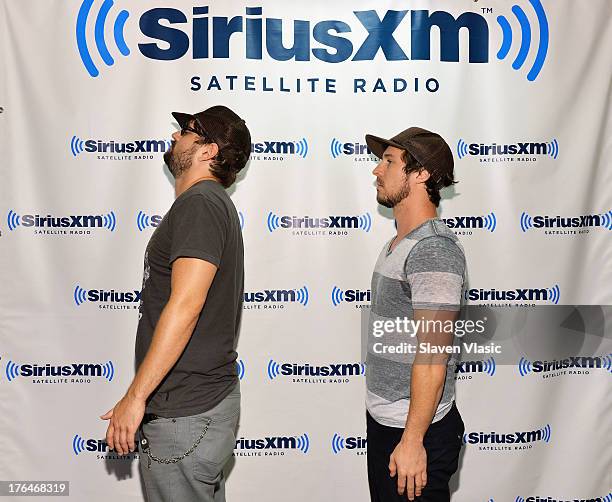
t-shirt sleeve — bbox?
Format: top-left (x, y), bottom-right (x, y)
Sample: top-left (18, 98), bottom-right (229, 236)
top-left (404, 236), bottom-right (465, 311)
top-left (169, 194), bottom-right (227, 267)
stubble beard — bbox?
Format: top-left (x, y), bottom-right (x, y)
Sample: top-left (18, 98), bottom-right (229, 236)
top-left (377, 182), bottom-right (411, 208)
top-left (164, 144), bottom-right (197, 179)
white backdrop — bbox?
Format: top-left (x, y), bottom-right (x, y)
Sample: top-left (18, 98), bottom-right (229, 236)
top-left (1, 1), bottom-right (611, 501)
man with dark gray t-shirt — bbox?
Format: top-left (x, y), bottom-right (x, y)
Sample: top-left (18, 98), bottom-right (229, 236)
top-left (101, 105), bottom-right (250, 502)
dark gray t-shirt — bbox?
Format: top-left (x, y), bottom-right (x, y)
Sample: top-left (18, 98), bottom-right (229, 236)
top-left (135, 180), bottom-right (244, 417)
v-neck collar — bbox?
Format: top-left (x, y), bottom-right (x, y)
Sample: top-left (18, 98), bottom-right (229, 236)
top-left (385, 217), bottom-right (439, 256)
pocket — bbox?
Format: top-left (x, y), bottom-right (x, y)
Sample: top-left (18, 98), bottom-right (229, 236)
top-left (191, 412), bottom-right (239, 484)
top-left (424, 408), bottom-right (464, 462)
top-left (140, 417), bottom-right (178, 458)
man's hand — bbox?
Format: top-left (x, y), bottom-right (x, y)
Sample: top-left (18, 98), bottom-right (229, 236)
top-left (100, 393), bottom-right (146, 456)
top-left (389, 438), bottom-right (427, 500)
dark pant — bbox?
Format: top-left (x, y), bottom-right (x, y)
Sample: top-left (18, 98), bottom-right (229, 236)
top-left (367, 403), bottom-right (464, 502)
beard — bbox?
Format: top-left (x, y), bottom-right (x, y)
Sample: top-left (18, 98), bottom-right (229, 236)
top-left (376, 182), bottom-right (411, 208)
top-left (164, 143), bottom-right (197, 179)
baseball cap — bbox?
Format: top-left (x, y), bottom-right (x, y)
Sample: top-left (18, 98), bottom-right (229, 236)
top-left (365, 127), bottom-right (454, 184)
top-left (172, 105), bottom-right (251, 162)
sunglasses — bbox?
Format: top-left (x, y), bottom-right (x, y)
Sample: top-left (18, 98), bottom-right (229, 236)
top-left (180, 124), bottom-right (202, 137)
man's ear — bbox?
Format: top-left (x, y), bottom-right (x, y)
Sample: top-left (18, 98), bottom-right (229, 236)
top-left (415, 168), bottom-right (431, 183)
top-left (197, 142), bottom-right (219, 162)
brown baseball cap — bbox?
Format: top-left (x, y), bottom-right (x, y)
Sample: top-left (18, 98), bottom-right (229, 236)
top-left (172, 105), bottom-right (251, 167)
top-left (365, 127), bottom-right (454, 184)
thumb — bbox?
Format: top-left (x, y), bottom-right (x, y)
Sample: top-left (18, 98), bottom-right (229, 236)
top-left (100, 409), bottom-right (113, 420)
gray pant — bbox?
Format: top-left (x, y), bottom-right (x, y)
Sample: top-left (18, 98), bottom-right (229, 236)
top-left (139, 382), bottom-right (240, 502)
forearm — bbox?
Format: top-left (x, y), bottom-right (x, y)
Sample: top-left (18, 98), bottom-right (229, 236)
top-left (127, 299), bottom-right (201, 401)
top-left (401, 363), bottom-right (447, 443)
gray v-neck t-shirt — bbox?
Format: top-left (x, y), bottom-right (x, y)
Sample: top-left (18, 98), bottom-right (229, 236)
top-left (366, 218), bottom-right (466, 427)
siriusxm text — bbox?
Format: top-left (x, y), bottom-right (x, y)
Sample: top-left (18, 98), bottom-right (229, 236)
top-left (139, 7), bottom-right (488, 63)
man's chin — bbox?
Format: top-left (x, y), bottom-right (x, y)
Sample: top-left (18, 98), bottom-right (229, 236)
top-left (376, 195), bottom-right (393, 208)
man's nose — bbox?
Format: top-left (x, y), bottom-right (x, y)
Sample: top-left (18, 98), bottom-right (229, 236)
top-left (171, 130), bottom-right (179, 141)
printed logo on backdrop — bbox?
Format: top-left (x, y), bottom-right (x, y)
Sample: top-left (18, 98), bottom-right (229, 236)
top-left (136, 211), bottom-right (244, 231)
top-left (517, 354), bottom-right (612, 380)
top-left (136, 212), bottom-right (163, 231)
top-left (331, 433), bottom-right (367, 456)
top-left (511, 494), bottom-right (612, 502)
top-left (3, 356), bottom-right (115, 385)
top-left (441, 213), bottom-right (497, 236)
top-left (70, 135), bottom-right (170, 161)
top-left (463, 423), bottom-right (552, 452)
top-left (520, 210), bottom-right (612, 235)
top-left (331, 287), bottom-right (370, 310)
top-left (243, 286), bottom-right (309, 311)
top-left (250, 138), bottom-right (309, 162)
top-left (73, 284), bottom-right (140, 311)
top-left (267, 360), bottom-right (366, 384)
top-left (72, 434), bottom-right (138, 460)
top-left (234, 433), bottom-right (310, 458)
top-left (330, 139), bottom-right (377, 163)
top-left (454, 358), bottom-right (496, 381)
top-left (464, 284), bottom-right (561, 307)
top-left (6, 210), bottom-right (116, 237)
top-left (75, 1), bottom-right (549, 88)
top-left (456, 138), bottom-right (559, 165)
top-left (267, 212), bottom-right (372, 237)
top-left (236, 359), bottom-right (245, 381)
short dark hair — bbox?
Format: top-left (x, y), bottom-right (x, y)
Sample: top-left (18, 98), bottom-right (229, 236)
top-left (192, 121), bottom-right (250, 188)
top-left (401, 149), bottom-right (457, 207)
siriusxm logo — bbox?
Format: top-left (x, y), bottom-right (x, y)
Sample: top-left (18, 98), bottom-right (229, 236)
top-left (72, 435), bottom-right (109, 455)
top-left (236, 359), bottom-right (245, 381)
top-left (513, 494), bottom-right (612, 502)
top-left (465, 284), bottom-right (560, 304)
top-left (463, 424), bottom-right (551, 445)
top-left (457, 139), bottom-right (559, 160)
top-left (455, 358), bottom-right (496, 377)
top-left (235, 434), bottom-right (310, 454)
top-left (72, 434), bottom-right (137, 458)
top-left (520, 211), bottom-right (612, 232)
top-left (244, 287), bottom-right (309, 307)
top-left (74, 285), bottom-right (141, 308)
top-left (331, 287), bottom-right (370, 307)
top-left (5, 359), bottom-right (114, 382)
top-left (267, 360), bottom-right (365, 382)
top-left (441, 213), bottom-right (497, 233)
top-left (136, 211), bottom-right (243, 232)
top-left (518, 355), bottom-right (612, 377)
top-left (330, 139), bottom-right (374, 159)
top-left (136, 211), bottom-right (163, 231)
top-left (76, 1), bottom-right (549, 81)
top-left (331, 434), bottom-right (367, 455)
top-left (267, 212), bottom-right (372, 234)
top-left (7, 210), bottom-right (116, 232)
top-left (251, 138), bottom-right (308, 158)
top-left (70, 136), bottom-right (170, 157)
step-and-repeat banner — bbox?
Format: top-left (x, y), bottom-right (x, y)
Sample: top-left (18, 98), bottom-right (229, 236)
top-left (1, 1), bottom-right (611, 500)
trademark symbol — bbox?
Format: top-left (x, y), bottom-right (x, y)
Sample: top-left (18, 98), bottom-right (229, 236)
top-left (482, 7), bottom-right (494, 14)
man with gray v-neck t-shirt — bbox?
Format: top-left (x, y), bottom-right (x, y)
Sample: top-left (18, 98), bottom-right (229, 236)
top-left (364, 127), bottom-right (467, 502)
